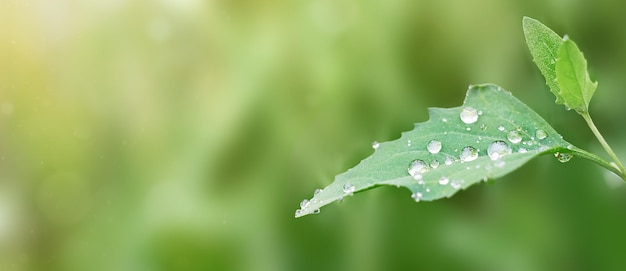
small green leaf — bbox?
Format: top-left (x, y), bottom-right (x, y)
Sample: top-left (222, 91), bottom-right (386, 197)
top-left (555, 38), bottom-right (598, 113)
top-left (522, 17), bottom-right (564, 103)
top-left (296, 84), bottom-right (574, 217)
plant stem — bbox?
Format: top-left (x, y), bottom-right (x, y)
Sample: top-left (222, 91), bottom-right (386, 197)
top-left (570, 146), bottom-right (625, 180)
top-left (581, 112), bottom-right (626, 180)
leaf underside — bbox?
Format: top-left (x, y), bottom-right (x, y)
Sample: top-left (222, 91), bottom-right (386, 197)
top-left (296, 84), bottom-right (573, 218)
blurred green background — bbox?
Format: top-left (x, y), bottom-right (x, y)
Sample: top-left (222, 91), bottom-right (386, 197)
top-left (2, 0), bottom-right (626, 270)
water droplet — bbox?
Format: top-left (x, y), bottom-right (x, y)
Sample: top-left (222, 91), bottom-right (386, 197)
top-left (417, 179), bottom-right (425, 185)
top-left (567, 144), bottom-right (573, 150)
top-left (459, 146), bottom-right (478, 162)
top-left (444, 156), bottom-right (454, 165)
top-left (407, 140), bottom-right (412, 147)
top-left (478, 110), bottom-right (483, 116)
top-left (411, 192), bottom-right (423, 202)
top-left (442, 118), bottom-right (448, 122)
top-left (518, 147), bottom-right (528, 153)
top-left (439, 177), bottom-right (449, 185)
top-left (554, 152), bottom-right (573, 163)
top-left (430, 160), bottom-right (439, 169)
top-left (295, 209), bottom-right (303, 217)
top-left (342, 183), bottom-right (356, 194)
top-left (466, 127), bottom-right (471, 131)
top-left (426, 188), bottom-right (431, 192)
top-left (427, 139), bottom-right (442, 154)
top-left (314, 188), bottom-right (323, 195)
top-left (372, 141), bottom-right (380, 149)
top-left (498, 125), bottom-right (506, 131)
top-left (532, 129), bottom-right (543, 137)
top-left (487, 141), bottom-right (512, 160)
top-left (312, 209), bottom-right (321, 214)
top-left (300, 199), bottom-right (310, 209)
top-left (460, 107), bottom-right (479, 124)
top-left (451, 180), bottom-right (463, 189)
top-left (507, 130), bottom-right (522, 144)
top-left (408, 160), bottom-right (430, 177)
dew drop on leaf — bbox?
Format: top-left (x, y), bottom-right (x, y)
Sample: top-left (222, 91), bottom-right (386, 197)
top-left (408, 159), bottom-right (430, 178)
top-left (411, 192), bottom-right (423, 202)
top-left (507, 130), bottom-right (522, 144)
top-left (342, 183), bottom-right (356, 194)
top-left (300, 199), bottom-right (310, 209)
top-left (498, 125), bottom-right (506, 131)
top-left (535, 129), bottom-right (547, 140)
top-left (314, 188), bottom-right (323, 195)
top-left (427, 139), bottom-right (442, 154)
top-left (444, 156), bottom-right (454, 165)
top-left (439, 177), bottom-right (450, 185)
top-left (451, 180), bottom-right (463, 189)
top-left (460, 106), bottom-right (479, 124)
top-left (487, 140), bottom-right (512, 160)
top-left (372, 141), bottom-right (380, 149)
top-left (554, 152), bottom-right (573, 163)
top-left (312, 209), bottom-right (321, 214)
top-left (430, 159), bottom-right (440, 169)
top-left (459, 146), bottom-right (478, 162)
top-left (518, 147), bottom-right (528, 153)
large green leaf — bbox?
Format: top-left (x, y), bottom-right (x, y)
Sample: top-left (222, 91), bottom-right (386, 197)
top-left (555, 38), bottom-right (598, 114)
top-left (296, 84), bottom-right (574, 218)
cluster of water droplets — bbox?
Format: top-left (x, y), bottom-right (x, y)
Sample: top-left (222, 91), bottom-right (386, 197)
top-left (295, 188), bottom-right (324, 217)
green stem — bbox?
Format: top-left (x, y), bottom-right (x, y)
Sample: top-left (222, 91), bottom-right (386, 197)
top-left (570, 146), bottom-right (625, 180)
top-left (581, 113), bottom-right (626, 180)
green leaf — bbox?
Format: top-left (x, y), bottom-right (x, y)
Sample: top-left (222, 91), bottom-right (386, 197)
top-left (555, 38), bottom-right (598, 113)
top-left (522, 17), bottom-right (564, 103)
top-left (296, 84), bottom-right (574, 218)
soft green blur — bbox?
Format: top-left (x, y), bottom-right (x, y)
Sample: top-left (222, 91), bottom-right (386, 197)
top-left (2, 1), bottom-right (626, 270)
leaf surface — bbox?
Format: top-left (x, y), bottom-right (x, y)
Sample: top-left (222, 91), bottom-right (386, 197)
top-left (555, 38), bottom-right (598, 113)
top-left (523, 17), bottom-right (564, 103)
top-left (296, 84), bottom-right (573, 217)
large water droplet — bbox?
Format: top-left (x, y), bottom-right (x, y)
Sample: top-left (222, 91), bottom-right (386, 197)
top-left (372, 141), bottom-right (380, 149)
top-left (342, 183), bottom-right (356, 194)
top-left (439, 177), bottom-right (449, 185)
top-left (554, 152), bottom-right (573, 163)
top-left (427, 139), bottom-right (442, 154)
top-left (487, 141), bottom-right (512, 160)
top-left (535, 129), bottom-right (547, 140)
top-left (459, 146), bottom-right (478, 162)
top-left (408, 159), bottom-right (430, 178)
top-left (444, 156), bottom-right (454, 165)
top-left (460, 107), bottom-right (479, 124)
top-left (507, 130), bottom-right (522, 144)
